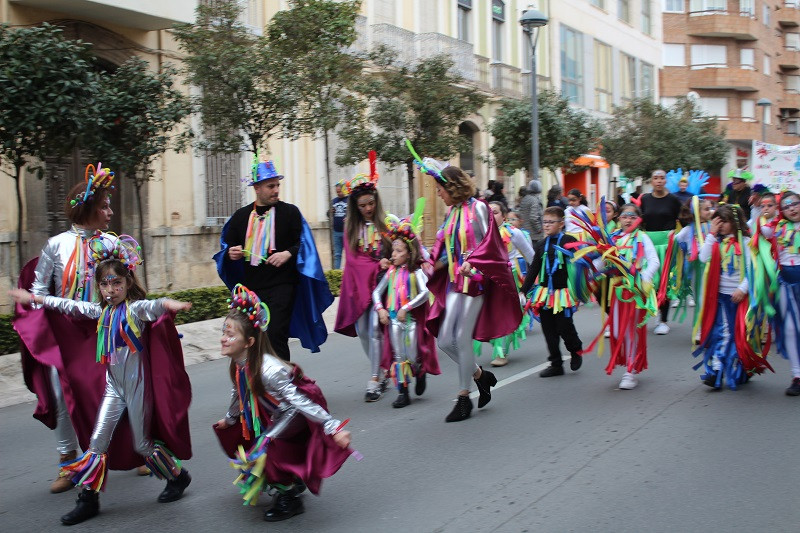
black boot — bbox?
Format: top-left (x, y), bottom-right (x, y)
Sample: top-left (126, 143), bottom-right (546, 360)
top-left (570, 353), bottom-right (583, 371)
top-left (414, 371), bottom-right (427, 396)
top-left (392, 386), bottom-right (411, 408)
top-left (264, 492), bottom-right (305, 522)
top-left (445, 395), bottom-right (473, 423)
top-left (61, 488), bottom-right (99, 526)
top-left (157, 469), bottom-right (191, 503)
top-left (474, 367), bottom-right (498, 408)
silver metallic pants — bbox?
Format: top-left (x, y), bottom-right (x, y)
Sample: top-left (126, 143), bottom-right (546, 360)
top-left (50, 365), bottom-right (79, 455)
top-left (389, 320), bottom-right (417, 364)
top-left (355, 308), bottom-right (382, 378)
top-left (88, 351), bottom-right (154, 458)
top-left (437, 292), bottom-right (484, 391)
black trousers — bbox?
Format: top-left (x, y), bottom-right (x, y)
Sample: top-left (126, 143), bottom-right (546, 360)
top-left (539, 308), bottom-right (582, 366)
top-left (256, 283), bottom-right (297, 362)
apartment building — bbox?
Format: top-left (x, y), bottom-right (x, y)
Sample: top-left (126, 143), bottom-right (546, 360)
top-left (543, 0), bottom-right (662, 204)
top-left (661, 0), bottom-right (800, 191)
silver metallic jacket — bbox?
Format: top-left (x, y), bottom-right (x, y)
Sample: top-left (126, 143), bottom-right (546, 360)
top-left (226, 354), bottom-right (341, 438)
top-left (31, 226), bottom-right (105, 301)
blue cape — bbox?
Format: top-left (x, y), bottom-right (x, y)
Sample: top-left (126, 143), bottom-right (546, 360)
top-left (213, 216), bottom-right (334, 353)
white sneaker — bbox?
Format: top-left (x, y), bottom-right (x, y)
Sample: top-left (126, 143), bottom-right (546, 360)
top-left (687, 295), bottom-right (696, 307)
top-left (604, 326), bottom-right (611, 338)
top-left (619, 372), bottom-right (638, 390)
top-left (671, 300), bottom-right (679, 308)
top-left (654, 322), bottom-right (670, 335)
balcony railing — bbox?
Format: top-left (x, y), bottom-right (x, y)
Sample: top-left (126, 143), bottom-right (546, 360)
top-left (490, 62), bottom-right (522, 98)
top-left (416, 32), bottom-right (476, 82)
top-left (371, 23), bottom-right (418, 65)
top-left (687, 9), bottom-right (760, 40)
top-left (688, 65), bottom-right (761, 91)
top-left (9, 0), bottom-right (197, 30)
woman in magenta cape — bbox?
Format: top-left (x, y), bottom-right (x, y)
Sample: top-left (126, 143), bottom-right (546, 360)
top-left (333, 153), bottom-right (392, 402)
top-left (419, 160), bottom-right (521, 422)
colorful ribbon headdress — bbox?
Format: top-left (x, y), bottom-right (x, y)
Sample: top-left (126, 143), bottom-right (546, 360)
top-left (405, 139), bottom-right (448, 185)
top-left (341, 150), bottom-right (380, 196)
top-left (228, 284), bottom-right (271, 331)
top-left (87, 233), bottom-right (143, 272)
top-left (71, 163), bottom-right (115, 208)
top-left (383, 198), bottom-right (426, 243)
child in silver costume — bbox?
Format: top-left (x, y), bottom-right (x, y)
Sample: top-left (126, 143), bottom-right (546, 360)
top-left (9, 234), bottom-right (193, 526)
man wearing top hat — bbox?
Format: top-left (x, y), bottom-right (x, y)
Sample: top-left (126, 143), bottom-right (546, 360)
top-left (222, 160), bottom-right (303, 361)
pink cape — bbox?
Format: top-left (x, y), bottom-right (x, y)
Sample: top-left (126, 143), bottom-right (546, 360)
top-left (380, 305), bottom-right (441, 376)
top-left (426, 200), bottom-right (522, 341)
top-left (213, 368), bottom-right (353, 495)
top-left (334, 238), bottom-right (383, 337)
top-left (14, 259), bottom-right (192, 470)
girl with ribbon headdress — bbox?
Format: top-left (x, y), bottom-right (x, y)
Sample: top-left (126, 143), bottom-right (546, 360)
top-left (758, 191), bottom-right (800, 396)
top-left (407, 141), bottom-right (521, 423)
top-left (334, 152), bottom-right (393, 402)
top-left (213, 285), bottom-right (355, 522)
top-left (590, 204), bottom-right (660, 390)
top-left (372, 201), bottom-right (440, 407)
top-left (14, 163), bottom-right (115, 493)
top-left (9, 234), bottom-right (193, 525)
top-left (693, 205), bottom-right (771, 390)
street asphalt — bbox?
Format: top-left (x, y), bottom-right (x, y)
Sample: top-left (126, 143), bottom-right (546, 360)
top-left (1, 301), bottom-right (799, 532)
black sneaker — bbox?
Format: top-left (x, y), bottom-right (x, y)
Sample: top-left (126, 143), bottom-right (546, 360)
top-left (540, 365), bottom-right (565, 378)
top-left (264, 492), bottom-right (304, 522)
top-left (364, 388), bottom-right (382, 402)
top-left (786, 377), bottom-right (800, 396)
top-left (61, 488), bottom-right (99, 525)
top-left (157, 469), bottom-right (191, 503)
top-left (570, 353), bottom-right (582, 371)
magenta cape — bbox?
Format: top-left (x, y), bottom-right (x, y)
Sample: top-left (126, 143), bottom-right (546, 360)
top-left (213, 368), bottom-right (353, 495)
top-left (426, 201), bottom-right (522, 342)
top-left (14, 258), bottom-right (192, 470)
top-left (380, 305), bottom-right (441, 375)
top-left (334, 239), bottom-right (382, 337)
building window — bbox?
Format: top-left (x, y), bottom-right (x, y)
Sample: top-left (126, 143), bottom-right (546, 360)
top-left (594, 40), bottom-right (612, 113)
top-left (787, 74), bottom-right (800, 93)
top-left (741, 99), bottom-right (755, 120)
top-left (620, 52), bottom-right (636, 103)
top-left (739, 0), bottom-right (754, 17)
top-left (618, 0), bottom-right (631, 23)
top-left (690, 44), bottom-right (727, 68)
top-left (591, 0), bottom-right (605, 8)
top-left (764, 54), bottom-right (771, 76)
top-left (663, 0), bottom-right (684, 12)
top-left (689, 0), bottom-right (726, 14)
top-left (641, 62), bottom-right (654, 100)
top-left (740, 48), bottom-right (754, 69)
top-left (698, 97), bottom-right (728, 118)
top-left (561, 25), bottom-right (584, 105)
top-left (763, 3), bottom-right (770, 26)
top-left (788, 33), bottom-right (800, 51)
top-left (642, 0), bottom-right (652, 34)
top-left (664, 43), bottom-right (685, 66)
top-left (492, 0), bottom-right (505, 62)
top-left (458, 0), bottom-right (471, 43)
top-left (205, 149), bottom-right (243, 225)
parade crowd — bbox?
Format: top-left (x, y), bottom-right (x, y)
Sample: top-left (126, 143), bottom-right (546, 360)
top-left (9, 149), bottom-right (799, 526)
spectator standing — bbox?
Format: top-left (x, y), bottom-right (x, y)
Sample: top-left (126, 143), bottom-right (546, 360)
top-left (330, 182), bottom-right (347, 269)
top-left (519, 179), bottom-right (544, 243)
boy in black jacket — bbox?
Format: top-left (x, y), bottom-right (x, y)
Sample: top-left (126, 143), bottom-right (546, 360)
top-left (520, 207), bottom-right (583, 377)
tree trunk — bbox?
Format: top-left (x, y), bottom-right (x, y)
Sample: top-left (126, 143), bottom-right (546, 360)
top-left (323, 128), bottom-right (334, 269)
top-left (134, 179), bottom-right (149, 289)
top-left (14, 163), bottom-right (24, 274)
top-left (406, 159), bottom-right (415, 214)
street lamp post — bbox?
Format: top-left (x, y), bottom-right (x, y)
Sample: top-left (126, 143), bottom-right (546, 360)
top-left (520, 7), bottom-right (548, 183)
top-left (757, 97), bottom-right (772, 143)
